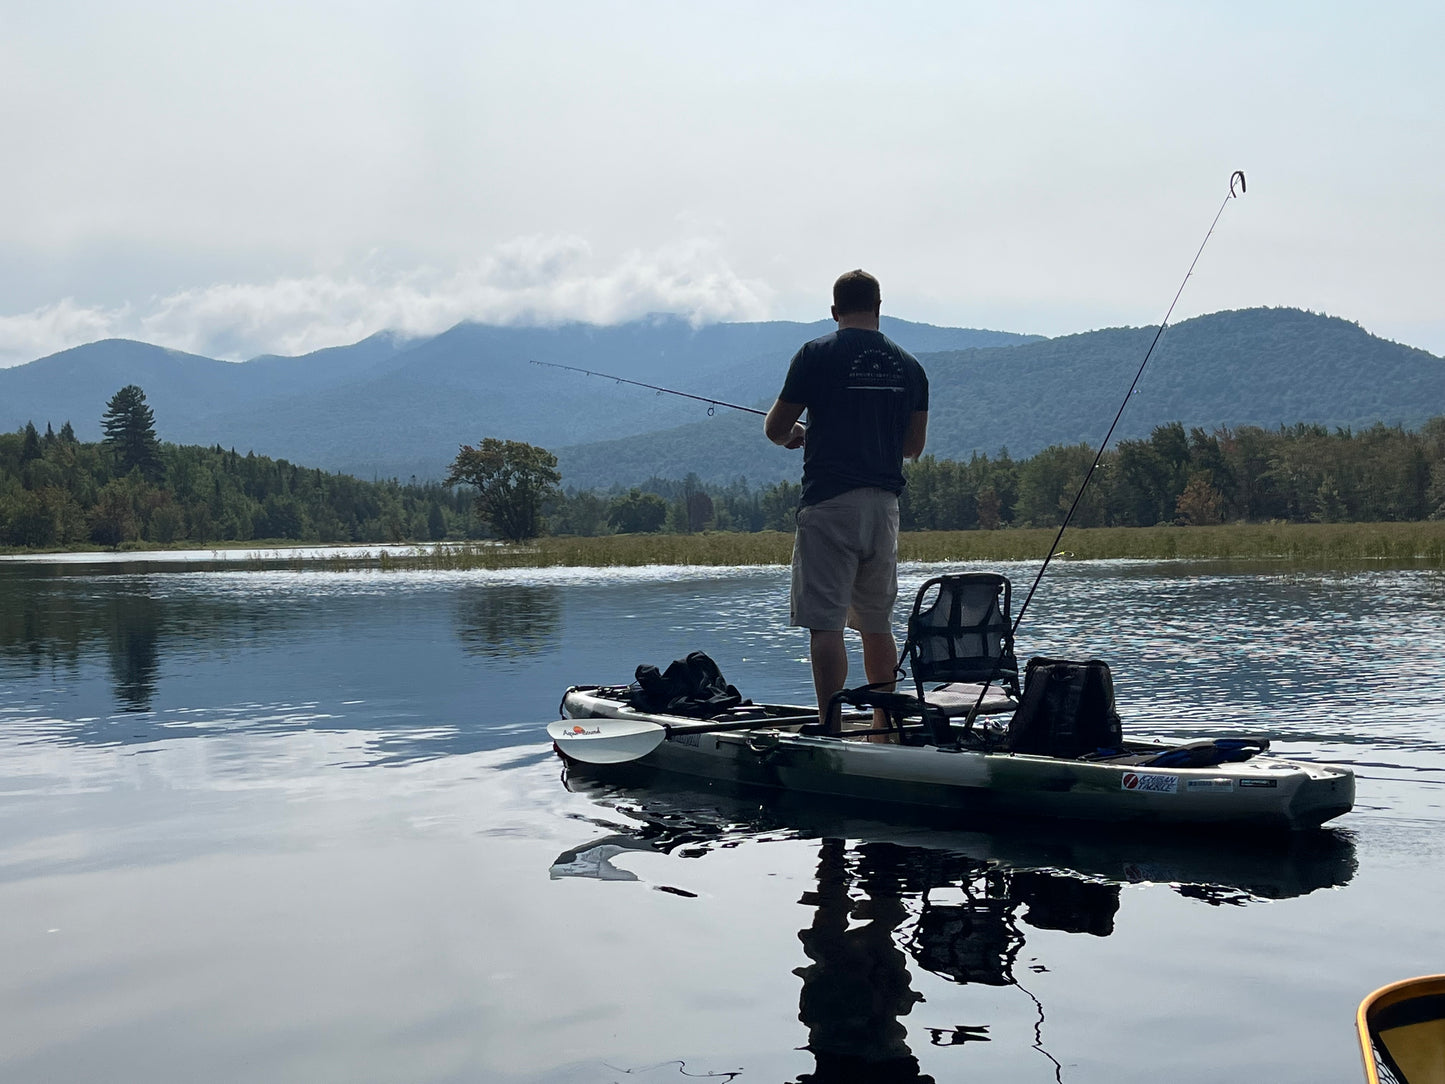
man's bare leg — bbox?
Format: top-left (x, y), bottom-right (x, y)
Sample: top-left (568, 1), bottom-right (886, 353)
top-left (861, 631), bottom-right (899, 738)
top-left (808, 629), bottom-right (848, 732)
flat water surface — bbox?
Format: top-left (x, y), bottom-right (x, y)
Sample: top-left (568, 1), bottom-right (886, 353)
top-left (2, 555), bottom-right (1443, 1082)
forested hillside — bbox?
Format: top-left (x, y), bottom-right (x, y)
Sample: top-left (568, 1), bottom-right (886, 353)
top-left (0, 406), bottom-right (467, 549)
top-left (557, 308), bottom-right (1445, 488)
top-left (5, 411), bottom-right (1443, 550)
top-left (542, 417), bottom-right (1445, 538)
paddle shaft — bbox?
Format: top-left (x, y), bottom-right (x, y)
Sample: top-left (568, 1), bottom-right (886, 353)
top-left (659, 713), bottom-right (820, 738)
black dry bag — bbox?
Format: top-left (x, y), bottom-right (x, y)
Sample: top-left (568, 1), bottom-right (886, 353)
top-left (1006, 656), bottom-right (1124, 759)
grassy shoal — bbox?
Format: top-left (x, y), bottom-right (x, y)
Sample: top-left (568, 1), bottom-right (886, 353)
top-left (372, 521), bottom-right (1445, 571)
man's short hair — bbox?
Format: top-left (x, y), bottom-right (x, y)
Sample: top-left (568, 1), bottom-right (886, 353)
top-left (833, 269), bottom-right (881, 315)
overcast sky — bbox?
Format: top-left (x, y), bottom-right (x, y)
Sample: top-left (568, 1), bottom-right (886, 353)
top-left (2, 0), bottom-right (1441, 367)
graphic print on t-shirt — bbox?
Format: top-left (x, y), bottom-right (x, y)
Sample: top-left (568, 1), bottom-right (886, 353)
top-left (845, 346), bottom-right (908, 392)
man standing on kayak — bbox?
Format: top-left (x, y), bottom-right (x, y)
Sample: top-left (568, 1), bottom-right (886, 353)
top-left (764, 269), bottom-right (929, 733)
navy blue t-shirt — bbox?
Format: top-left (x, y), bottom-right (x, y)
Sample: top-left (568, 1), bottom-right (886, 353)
top-left (779, 328), bottom-right (929, 507)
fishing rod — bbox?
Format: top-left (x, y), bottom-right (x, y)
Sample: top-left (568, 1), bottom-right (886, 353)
top-left (1010, 169), bottom-right (1247, 637)
top-left (529, 359), bottom-right (766, 417)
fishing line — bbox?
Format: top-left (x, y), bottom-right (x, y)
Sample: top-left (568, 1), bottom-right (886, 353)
top-left (1010, 170), bottom-right (1247, 637)
top-left (529, 359), bottom-right (766, 417)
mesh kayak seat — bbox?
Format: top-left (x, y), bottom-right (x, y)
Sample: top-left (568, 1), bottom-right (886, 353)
top-left (923, 682), bottom-right (1020, 717)
top-left (906, 574), bottom-right (1022, 709)
top-left (827, 574), bottom-right (1022, 744)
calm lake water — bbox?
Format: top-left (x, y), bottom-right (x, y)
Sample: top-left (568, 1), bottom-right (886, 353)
top-left (2, 552), bottom-right (1443, 1083)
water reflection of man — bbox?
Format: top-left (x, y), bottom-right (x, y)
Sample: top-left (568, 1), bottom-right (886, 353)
top-left (791, 840), bottom-right (935, 1084)
top-left (789, 839), bottom-right (1123, 1083)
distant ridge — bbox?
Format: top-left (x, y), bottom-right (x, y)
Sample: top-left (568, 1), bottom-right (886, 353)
top-left (2, 308), bottom-right (1439, 488)
top-left (0, 316), bottom-right (1031, 481)
top-left (556, 308), bottom-right (1445, 488)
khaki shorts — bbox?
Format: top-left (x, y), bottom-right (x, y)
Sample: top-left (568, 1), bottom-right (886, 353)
top-left (790, 487), bottom-right (900, 633)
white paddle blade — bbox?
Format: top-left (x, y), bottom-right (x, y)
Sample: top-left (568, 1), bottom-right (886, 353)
top-left (546, 717), bottom-right (666, 764)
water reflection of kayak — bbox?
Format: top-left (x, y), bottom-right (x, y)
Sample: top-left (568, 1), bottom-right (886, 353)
top-left (552, 788), bottom-right (1356, 1082)
top-left (552, 772), bottom-right (1357, 904)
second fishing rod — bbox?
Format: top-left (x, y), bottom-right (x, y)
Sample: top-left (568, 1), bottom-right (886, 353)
top-left (529, 360), bottom-right (766, 417)
top-left (1010, 169), bottom-right (1247, 637)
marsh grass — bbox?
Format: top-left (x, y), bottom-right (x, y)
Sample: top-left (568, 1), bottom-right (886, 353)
top-left (904, 522), bottom-right (1445, 563)
top-left (365, 532), bottom-right (798, 571)
top-left (327, 521), bottom-right (1445, 571)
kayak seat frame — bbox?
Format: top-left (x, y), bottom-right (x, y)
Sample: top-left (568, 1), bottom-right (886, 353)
top-left (829, 573), bottom-right (1023, 747)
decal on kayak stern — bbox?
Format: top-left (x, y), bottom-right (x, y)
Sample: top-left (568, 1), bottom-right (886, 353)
top-left (1185, 778), bottom-right (1235, 794)
top-left (1122, 771), bottom-right (1179, 794)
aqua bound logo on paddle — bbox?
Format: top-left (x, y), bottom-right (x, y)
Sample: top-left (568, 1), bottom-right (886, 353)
top-left (567, 725), bottom-right (601, 736)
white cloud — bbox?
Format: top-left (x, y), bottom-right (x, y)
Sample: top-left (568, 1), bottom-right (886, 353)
top-left (0, 238), bottom-right (775, 366)
top-left (0, 298), bottom-right (132, 367)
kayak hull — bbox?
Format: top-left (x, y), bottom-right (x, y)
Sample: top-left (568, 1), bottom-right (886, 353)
top-left (558, 686), bottom-right (1355, 832)
top-left (1357, 974), bottom-right (1445, 1084)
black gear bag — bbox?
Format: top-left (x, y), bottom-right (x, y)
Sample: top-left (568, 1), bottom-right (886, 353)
top-left (1006, 657), bottom-right (1124, 759)
top-left (627, 651), bottom-right (744, 717)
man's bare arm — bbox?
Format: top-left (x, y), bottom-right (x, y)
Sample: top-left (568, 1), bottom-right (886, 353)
top-left (764, 399), bottom-right (807, 450)
top-left (903, 411), bottom-right (928, 460)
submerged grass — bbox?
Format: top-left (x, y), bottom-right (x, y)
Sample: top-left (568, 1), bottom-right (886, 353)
top-left (349, 521), bottom-right (1445, 572)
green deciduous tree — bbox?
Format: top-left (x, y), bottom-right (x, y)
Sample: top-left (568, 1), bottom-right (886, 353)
top-left (101, 385), bottom-right (163, 480)
top-left (607, 489), bottom-right (668, 534)
top-left (549, 489), bottom-right (612, 536)
top-left (445, 438), bottom-right (561, 542)
top-left (89, 479), bottom-right (139, 547)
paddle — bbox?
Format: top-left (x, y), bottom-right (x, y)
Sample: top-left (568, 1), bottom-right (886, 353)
top-left (547, 713), bottom-right (824, 765)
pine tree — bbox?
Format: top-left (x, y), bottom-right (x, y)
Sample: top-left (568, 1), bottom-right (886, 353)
top-left (20, 421), bottom-right (41, 462)
top-left (101, 385), bottom-right (163, 480)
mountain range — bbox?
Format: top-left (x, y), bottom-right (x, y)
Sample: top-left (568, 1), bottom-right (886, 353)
top-left (2, 308), bottom-right (1440, 490)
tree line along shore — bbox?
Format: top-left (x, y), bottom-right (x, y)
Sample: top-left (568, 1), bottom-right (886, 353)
top-left (2, 385), bottom-right (1443, 560)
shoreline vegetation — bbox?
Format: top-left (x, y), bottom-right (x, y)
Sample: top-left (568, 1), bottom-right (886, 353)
top-left (7, 388), bottom-right (1443, 552)
top-left (7, 521), bottom-right (1443, 569)
top-left (339, 521), bottom-right (1445, 569)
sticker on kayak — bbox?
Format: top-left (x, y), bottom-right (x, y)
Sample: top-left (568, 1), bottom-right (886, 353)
top-left (564, 725), bottom-right (601, 737)
top-left (1185, 778), bottom-right (1234, 793)
top-left (1238, 778), bottom-right (1279, 789)
top-left (1122, 772), bottom-right (1178, 794)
